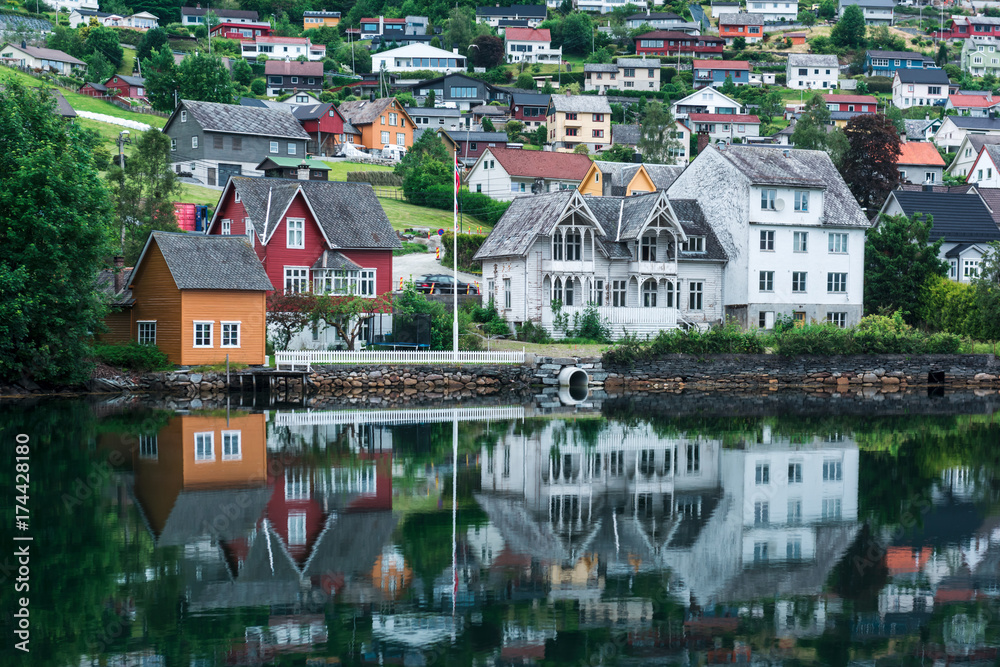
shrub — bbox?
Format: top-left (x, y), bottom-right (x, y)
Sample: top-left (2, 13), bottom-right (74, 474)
top-left (516, 320), bottom-right (552, 344)
top-left (440, 232), bottom-right (488, 274)
top-left (347, 171), bottom-right (403, 186)
top-left (917, 274), bottom-right (977, 337)
top-left (603, 321), bottom-right (765, 364)
top-left (92, 342), bottom-right (171, 372)
top-left (767, 312), bottom-right (961, 355)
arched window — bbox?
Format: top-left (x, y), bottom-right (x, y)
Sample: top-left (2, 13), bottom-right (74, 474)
top-left (664, 280), bottom-right (675, 308)
top-left (642, 280), bottom-right (657, 308)
top-left (565, 277), bottom-right (575, 306)
top-left (553, 277), bottom-right (563, 303)
top-left (552, 230), bottom-right (564, 261)
top-left (641, 234), bottom-right (657, 261)
top-left (567, 229), bottom-right (582, 261)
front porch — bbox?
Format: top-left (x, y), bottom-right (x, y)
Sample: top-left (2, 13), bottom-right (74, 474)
top-left (541, 304), bottom-right (679, 339)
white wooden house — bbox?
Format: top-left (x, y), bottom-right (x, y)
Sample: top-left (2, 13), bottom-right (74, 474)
top-left (667, 145), bottom-right (870, 329)
top-left (473, 189), bottom-right (727, 338)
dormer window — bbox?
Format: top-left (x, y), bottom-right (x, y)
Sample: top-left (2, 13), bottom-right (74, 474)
top-left (682, 236), bottom-right (705, 253)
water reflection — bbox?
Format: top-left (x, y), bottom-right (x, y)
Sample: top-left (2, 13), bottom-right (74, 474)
top-left (9, 392), bottom-right (1000, 665)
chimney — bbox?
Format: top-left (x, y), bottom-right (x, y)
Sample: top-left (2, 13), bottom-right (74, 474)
top-left (113, 256), bottom-right (125, 293)
top-left (297, 159), bottom-right (310, 180)
top-left (379, 15), bottom-right (383, 34)
top-left (20, 39), bottom-right (26, 49)
top-left (782, 148), bottom-right (790, 158)
top-left (697, 130), bottom-right (711, 155)
top-left (922, 182), bottom-right (934, 192)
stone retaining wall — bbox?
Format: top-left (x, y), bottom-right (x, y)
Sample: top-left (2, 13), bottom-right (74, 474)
top-left (302, 363), bottom-right (531, 397)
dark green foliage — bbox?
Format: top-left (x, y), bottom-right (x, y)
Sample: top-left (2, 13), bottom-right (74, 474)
top-left (470, 34), bottom-right (504, 68)
top-left (600, 143), bottom-right (636, 162)
top-left (791, 93), bottom-right (832, 150)
top-left (831, 4), bottom-right (866, 48)
top-left (917, 274), bottom-right (977, 337)
top-left (863, 76), bottom-right (893, 94)
top-left (561, 12), bottom-right (593, 55)
top-left (0, 81), bottom-right (114, 384)
top-left (346, 171), bottom-right (403, 186)
top-left (136, 26), bottom-right (168, 63)
top-left (250, 78), bottom-right (266, 96)
top-left (840, 113), bottom-right (901, 212)
top-left (176, 51), bottom-right (236, 105)
top-left (865, 212), bottom-right (947, 320)
top-left (85, 25), bottom-right (124, 68)
top-left (91, 341), bottom-right (171, 371)
top-left (970, 240), bottom-right (1000, 340)
top-left (603, 322), bottom-right (765, 365)
top-left (231, 56), bottom-right (254, 86)
top-left (516, 320), bottom-right (552, 343)
top-left (769, 313), bottom-right (961, 355)
top-left (516, 71), bottom-right (536, 90)
top-left (440, 232), bottom-right (488, 274)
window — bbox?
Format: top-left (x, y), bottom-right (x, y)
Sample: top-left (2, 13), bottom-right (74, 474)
top-left (761, 189), bottom-right (776, 210)
top-left (191, 136), bottom-right (199, 149)
top-left (246, 219), bottom-right (254, 247)
top-left (759, 271), bottom-right (774, 292)
top-left (682, 236), bottom-right (704, 252)
top-left (686, 443), bottom-right (700, 472)
top-left (612, 280), bottom-right (626, 307)
top-left (592, 129), bottom-right (604, 138)
top-left (827, 272), bottom-right (847, 293)
top-left (592, 279), bottom-right (604, 306)
top-left (928, 86), bottom-right (941, 95)
top-left (137, 321), bottom-right (156, 345)
top-left (286, 218), bottom-right (304, 248)
top-left (284, 267), bottom-right (309, 294)
top-left (788, 462), bottom-right (802, 484)
top-left (794, 191), bottom-right (809, 212)
top-left (793, 231), bottom-right (808, 252)
top-left (503, 278), bottom-right (511, 309)
top-left (787, 539), bottom-right (802, 561)
top-left (792, 272), bottom-right (807, 292)
top-left (754, 541), bottom-right (769, 562)
top-left (476, 184), bottom-right (482, 193)
top-left (565, 112), bottom-right (578, 120)
top-left (827, 312), bottom-right (847, 328)
top-left (642, 280), bottom-right (657, 307)
top-left (949, 259), bottom-right (957, 279)
top-left (194, 321), bottom-right (213, 347)
top-left (566, 229), bottom-right (582, 260)
top-left (139, 435), bottom-right (157, 460)
top-left (389, 112), bottom-right (397, 126)
top-left (760, 230), bottom-right (774, 250)
top-left (270, 141), bottom-right (278, 154)
top-left (397, 133), bottom-right (405, 146)
top-left (194, 432), bottom-right (214, 461)
top-left (754, 501), bottom-right (769, 525)
top-left (565, 128), bottom-right (579, 136)
top-left (593, 113), bottom-right (605, 121)
top-left (234, 191), bottom-right (241, 203)
top-left (822, 497), bottom-right (842, 520)
top-left (788, 499), bottom-right (802, 523)
top-left (755, 462), bottom-right (770, 484)
top-left (222, 431), bottom-right (241, 460)
top-left (313, 269), bottom-right (375, 295)
top-left (213, 135), bottom-right (223, 150)
top-left (170, 138), bottom-right (176, 151)
top-left (964, 259), bottom-right (980, 277)
top-left (288, 512), bottom-right (307, 545)
top-left (221, 219), bottom-right (231, 235)
top-left (381, 131), bottom-right (390, 144)
top-left (688, 282), bottom-right (703, 310)
top-left (641, 235), bottom-right (657, 261)
top-left (287, 142), bottom-right (296, 155)
top-left (828, 232), bottom-right (848, 253)
top-left (823, 459), bottom-right (842, 481)
top-left (180, 110), bottom-right (187, 122)
top-left (221, 322), bottom-right (240, 348)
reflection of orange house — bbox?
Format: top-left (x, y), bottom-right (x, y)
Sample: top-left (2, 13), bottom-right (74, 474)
top-left (124, 231), bottom-right (273, 365)
top-left (131, 413), bottom-right (268, 542)
top-left (885, 546), bottom-right (933, 575)
top-left (336, 97), bottom-right (415, 151)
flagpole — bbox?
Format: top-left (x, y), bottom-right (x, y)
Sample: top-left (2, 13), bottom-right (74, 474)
top-left (453, 151), bottom-right (459, 361)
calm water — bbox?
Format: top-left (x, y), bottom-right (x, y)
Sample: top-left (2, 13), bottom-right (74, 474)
top-left (4, 391), bottom-right (1000, 666)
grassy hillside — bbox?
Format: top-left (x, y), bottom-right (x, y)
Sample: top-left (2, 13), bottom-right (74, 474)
top-left (379, 197), bottom-right (488, 232)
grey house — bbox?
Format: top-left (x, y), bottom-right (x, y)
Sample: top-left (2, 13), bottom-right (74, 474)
top-left (404, 105), bottom-right (470, 132)
top-left (404, 73), bottom-right (510, 111)
top-left (163, 99), bottom-right (310, 188)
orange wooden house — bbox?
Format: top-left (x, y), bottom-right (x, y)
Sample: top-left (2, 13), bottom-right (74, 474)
top-left (109, 231), bottom-right (274, 365)
top-left (336, 97), bottom-right (415, 152)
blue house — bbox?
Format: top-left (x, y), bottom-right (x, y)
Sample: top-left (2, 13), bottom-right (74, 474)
top-left (693, 59), bottom-right (750, 89)
top-left (865, 49), bottom-right (937, 77)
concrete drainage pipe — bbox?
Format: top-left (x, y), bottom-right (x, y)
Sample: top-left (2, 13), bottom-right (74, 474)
top-left (557, 367), bottom-right (590, 403)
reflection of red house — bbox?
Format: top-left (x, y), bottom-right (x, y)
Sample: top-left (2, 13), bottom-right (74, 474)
top-left (886, 546), bottom-right (933, 575)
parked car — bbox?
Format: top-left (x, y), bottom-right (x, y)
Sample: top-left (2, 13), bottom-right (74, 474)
top-left (413, 274), bottom-right (480, 294)
top-left (381, 144), bottom-right (406, 161)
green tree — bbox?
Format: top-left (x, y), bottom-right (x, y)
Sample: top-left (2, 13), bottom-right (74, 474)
top-left (533, 123), bottom-right (548, 145)
top-left (231, 57), bottom-right (253, 86)
top-left (470, 34), bottom-right (505, 68)
top-left (85, 24), bottom-right (124, 68)
top-left (936, 42), bottom-right (949, 67)
top-left (637, 101), bottom-right (681, 163)
top-left (865, 212), bottom-right (947, 319)
top-left (561, 12), bottom-right (594, 56)
top-left (250, 78), bottom-right (266, 96)
top-left (335, 41), bottom-right (371, 74)
top-left (85, 50), bottom-right (115, 84)
top-left (176, 51), bottom-right (236, 105)
top-left (818, 0), bottom-right (838, 18)
top-left (46, 24), bottom-right (85, 59)
top-left (600, 143), bottom-right (636, 162)
top-left (444, 6), bottom-right (475, 53)
top-left (142, 46), bottom-right (178, 112)
top-left (107, 130), bottom-right (181, 264)
top-left (971, 241), bottom-right (1000, 340)
top-left (790, 93), bottom-right (832, 149)
top-left (719, 74), bottom-right (737, 96)
top-left (396, 130), bottom-right (452, 204)
top-left (136, 26), bottom-right (169, 63)
top-left (573, 143), bottom-right (590, 155)
top-left (732, 36), bottom-right (746, 51)
top-left (541, 80), bottom-right (555, 94)
top-left (424, 89), bottom-right (436, 107)
top-left (0, 81), bottom-right (114, 384)
top-left (798, 10), bottom-right (817, 26)
top-left (516, 71), bottom-right (536, 90)
top-left (831, 4), bottom-right (866, 48)
top-left (757, 90), bottom-right (785, 128)
top-left (840, 113), bottom-right (901, 212)
top-left (884, 104), bottom-right (905, 133)
top-left (482, 117), bottom-right (496, 132)
top-left (505, 119), bottom-right (526, 142)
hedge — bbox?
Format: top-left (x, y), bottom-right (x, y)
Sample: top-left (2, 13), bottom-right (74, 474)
top-left (917, 274), bottom-right (978, 338)
top-left (92, 342), bottom-right (171, 372)
top-left (440, 232), bottom-right (488, 274)
top-left (347, 171), bottom-right (402, 186)
top-left (864, 76), bottom-right (893, 94)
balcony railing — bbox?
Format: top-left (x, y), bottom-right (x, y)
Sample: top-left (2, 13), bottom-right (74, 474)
top-left (628, 260), bottom-right (678, 275)
top-left (542, 259), bottom-right (595, 273)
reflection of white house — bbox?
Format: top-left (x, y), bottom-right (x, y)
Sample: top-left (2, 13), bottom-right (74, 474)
top-left (474, 189), bottom-right (728, 337)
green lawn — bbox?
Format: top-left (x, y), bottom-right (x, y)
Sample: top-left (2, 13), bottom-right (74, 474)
top-left (119, 47), bottom-right (136, 76)
top-left (378, 197), bottom-right (488, 233)
top-left (176, 182), bottom-right (222, 207)
top-left (322, 160), bottom-right (395, 181)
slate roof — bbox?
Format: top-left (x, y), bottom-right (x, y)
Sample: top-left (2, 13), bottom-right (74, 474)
top-left (905, 118), bottom-right (937, 140)
top-left (944, 116), bottom-right (1000, 131)
top-left (338, 97), bottom-right (401, 126)
top-left (175, 100), bottom-right (309, 139)
top-left (645, 164), bottom-right (685, 189)
top-left (839, 0), bottom-right (893, 7)
top-left (584, 63), bottom-right (618, 73)
top-left (787, 54), bottom-right (839, 68)
top-left (264, 60), bottom-right (323, 76)
top-left (255, 156), bottom-right (331, 170)
top-left (719, 12), bottom-right (765, 25)
top-left (896, 183), bottom-right (973, 193)
top-left (134, 232), bottom-right (274, 291)
top-left (549, 94), bottom-right (612, 113)
top-left (4, 43), bottom-right (85, 66)
top-left (226, 176), bottom-right (401, 249)
top-left (617, 57), bottom-right (661, 68)
top-left (291, 102), bottom-right (340, 121)
top-left (898, 141), bottom-right (945, 166)
top-left (895, 69), bottom-right (950, 84)
top-left (627, 11), bottom-right (682, 20)
top-left (484, 146), bottom-right (593, 179)
top-left (83, 81), bottom-right (108, 92)
top-left (887, 191), bottom-right (1000, 243)
top-left (311, 250), bottom-right (363, 271)
top-left (108, 74), bottom-right (144, 86)
top-left (867, 50), bottom-right (933, 61)
top-left (511, 92), bottom-right (550, 106)
top-left (96, 269), bottom-right (133, 306)
top-left (475, 191), bottom-right (575, 259)
top-left (974, 186), bottom-right (1000, 224)
top-left (711, 144), bottom-right (870, 227)
top-left (612, 124), bottom-right (640, 145)
top-left (672, 198), bottom-right (728, 261)
top-left (404, 105), bottom-right (462, 117)
top-left (446, 131), bottom-right (508, 143)
top-left (49, 89), bottom-right (76, 118)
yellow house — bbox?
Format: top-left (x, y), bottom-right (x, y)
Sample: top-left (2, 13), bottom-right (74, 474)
top-left (578, 161), bottom-right (685, 197)
top-left (303, 10), bottom-right (341, 30)
top-left (547, 94), bottom-right (612, 154)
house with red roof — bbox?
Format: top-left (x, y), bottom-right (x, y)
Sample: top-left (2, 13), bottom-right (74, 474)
top-left (823, 94), bottom-right (878, 113)
top-left (634, 31), bottom-right (724, 58)
top-left (897, 141), bottom-right (946, 185)
top-left (692, 59), bottom-right (751, 89)
top-left (360, 16), bottom-right (405, 40)
top-left (505, 27), bottom-right (561, 63)
top-left (240, 35), bottom-right (326, 61)
top-left (464, 147), bottom-right (593, 201)
top-left (946, 93), bottom-right (1000, 118)
top-left (686, 113), bottom-right (761, 143)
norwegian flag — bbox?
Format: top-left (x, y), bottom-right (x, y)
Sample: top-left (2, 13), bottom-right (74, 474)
top-left (454, 153), bottom-right (460, 215)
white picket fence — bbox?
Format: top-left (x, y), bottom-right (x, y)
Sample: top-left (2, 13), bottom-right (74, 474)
top-left (275, 349), bottom-right (525, 371)
top-left (275, 405), bottom-right (525, 427)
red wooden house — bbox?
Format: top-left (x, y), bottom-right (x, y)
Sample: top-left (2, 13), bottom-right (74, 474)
top-left (206, 176), bottom-right (400, 301)
top-left (823, 93), bottom-right (878, 113)
top-left (444, 129), bottom-right (509, 166)
top-left (209, 20), bottom-right (272, 40)
top-left (80, 74), bottom-right (146, 100)
top-left (634, 31), bottom-right (724, 58)
top-left (292, 102), bottom-right (346, 156)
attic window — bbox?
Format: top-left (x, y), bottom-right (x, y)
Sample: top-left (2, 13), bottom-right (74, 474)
top-left (180, 110), bottom-right (187, 122)
top-left (234, 191), bottom-right (241, 203)
top-left (682, 236), bottom-right (705, 253)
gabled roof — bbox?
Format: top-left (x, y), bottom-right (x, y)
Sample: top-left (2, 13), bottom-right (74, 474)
top-left (475, 191), bottom-right (580, 259)
top-left (511, 91), bottom-right (550, 106)
top-left (617, 57), bottom-right (660, 68)
top-left (867, 49), bottom-right (934, 61)
top-left (708, 144), bottom-right (870, 227)
top-left (719, 12), bottom-right (765, 25)
top-left (549, 94), bottom-right (611, 113)
top-left (1, 43), bottom-right (85, 66)
top-left (255, 156), bottom-right (331, 170)
top-left (645, 164), bottom-right (685, 189)
top-left (942, 116), bottom-right (1000, 131)
top-left (584, 63), bottom-right (617, 73)
top-left (897, 141), bottom-right (945, 167)
top-left (49, 89), bottom-right (76, 118)
top-left (481, 146), bottom-right (593, 180)
top-left (181, 6), bottom-right (259, 19)
top-left (589, 162), bottom-right (685, 193)
top-left (949, 94), bottom-right (997, 108)
top-left (787, 53), bottom-right (839, 67)
top-left (672, 87), bottom-right (742, 110)
top-left (337, 97), bottom-right (407, 126)
top-left (693, 58), bottom-right (749, 70)
top-left (264, 60), bottom-right (323, 76)
top-left (291, 102), bottom-right (343, 122)
top-left (130, 232), bottom-right (274, 291)
top-left (635, 30), bottom-right (724, 42)
top-left (168, 100), bottom-right (309, 140)
top-left (884, 191), bottom-right (1000, 243)
top-left (505, 27), bottom-right (551, 42)
top-left (904, 117), bottom-right (939, 140)
top-left (218, 176), bottom-right (401, 249)
top-left (895, 68), bottom-right (950, 84)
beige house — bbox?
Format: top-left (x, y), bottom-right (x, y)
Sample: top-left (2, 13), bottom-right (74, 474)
top-left (0, 42), bottom-right (85, 74)
top-left (547, 94), bottom-right (612, 154)
top-left (584, 57), bottom-right (661, 94)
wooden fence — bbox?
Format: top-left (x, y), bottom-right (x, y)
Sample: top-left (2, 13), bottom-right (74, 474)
top-left (274, 405), bottom-right (525, 427)
top-left (276, 349), bottom-right (525, 371)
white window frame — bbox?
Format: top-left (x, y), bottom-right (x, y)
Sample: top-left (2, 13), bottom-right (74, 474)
top-left (794, 191), bottom-right (809, 212)
top-left (221, 430), bottom-right (242, 461)
top-left (286, 218), bottom-right (305, 249)
top-left (221, 219), bottom-right (231, 235)
top-left (284, 266), bottom-right (310, 294)
top-left (793, 231), bottom-right (808, 252)
top-left (792, 271), bottom-right (807, 293)
top-left (221, 321), bottom-right (241, 348)
top-left (191, 136), bottom-right (199, 149)
top-left (137, 321), bottom-right (156, 345)
top-left (827, 272), bottom-right (848, 293)
top-left (194, 321), bottom-right (213, 348)
top-left (180, 110), bottom-right (187, 122)
top-left (828, 232), bottom-right (848, 253)
top-left (761, 188), bottom-right (776, 210)
top-left (270, 140), bottom-right (279, 154)
top-left (287, 142), bottom-right (296, 155)
top-left (760, 229), bottom-right (774, 251)
top-left (194, 432), bottom-right (214, 462)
